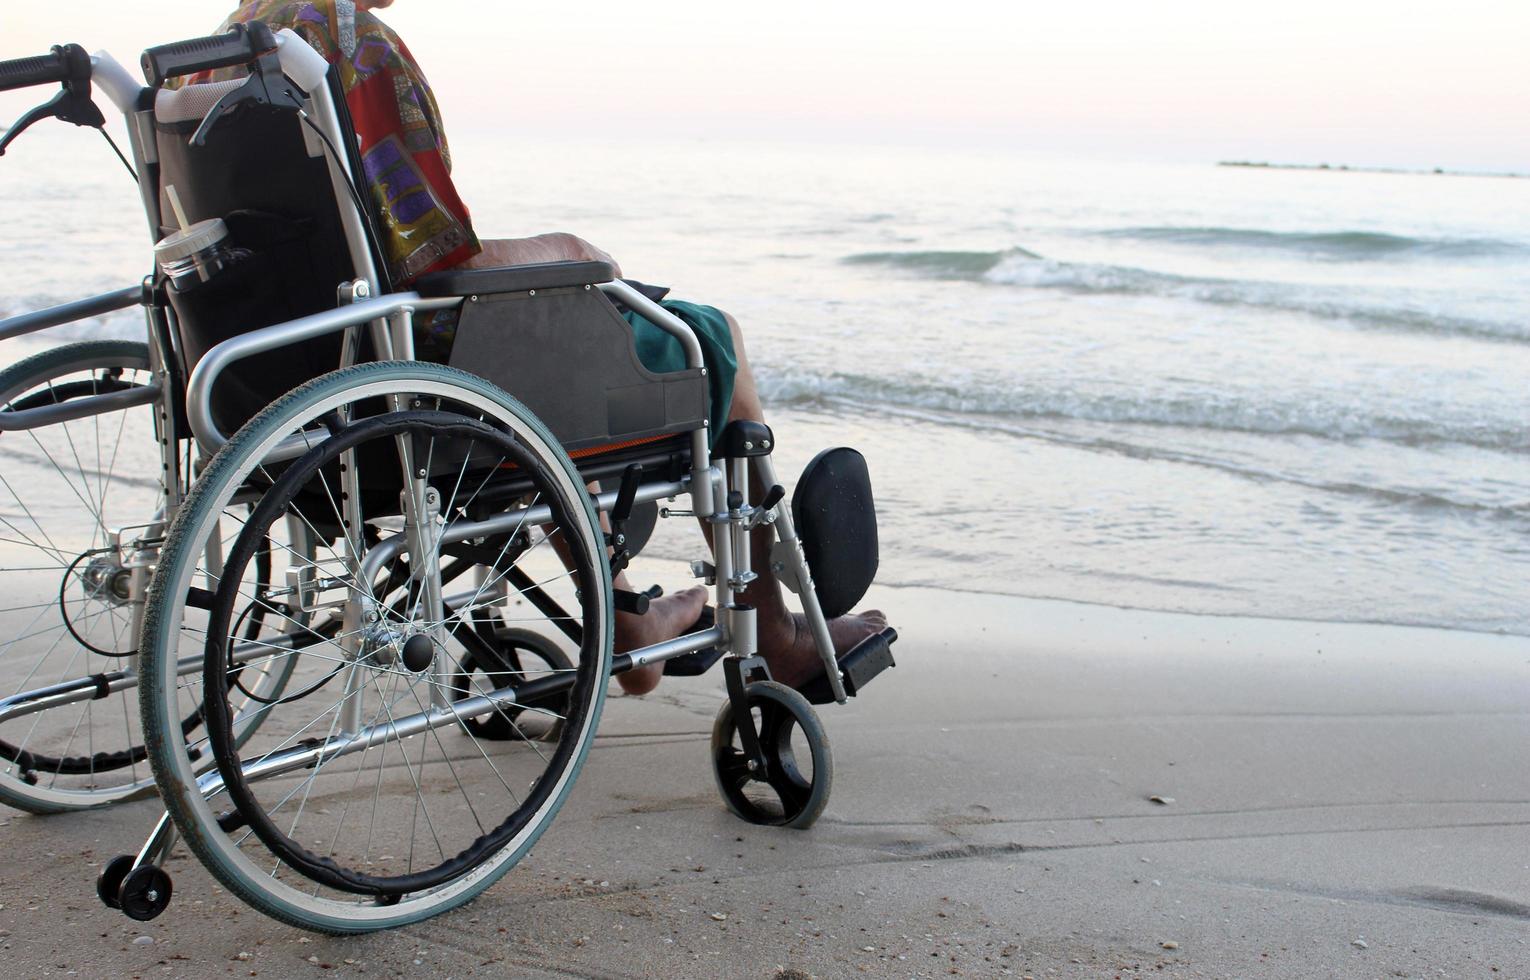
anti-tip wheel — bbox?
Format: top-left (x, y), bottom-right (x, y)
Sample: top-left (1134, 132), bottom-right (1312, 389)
top-left (96, 855), bottom-right (137, 910)
top-left (711, 680), bottom-right (832, 829)
top-left (117, 865), bottom-right (173, 922)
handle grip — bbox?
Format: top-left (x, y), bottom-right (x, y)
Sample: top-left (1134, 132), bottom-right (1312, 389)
top-left (141, 23), bottom-right (277, 87)
top-left (0, 50), bottom-right (72, 93)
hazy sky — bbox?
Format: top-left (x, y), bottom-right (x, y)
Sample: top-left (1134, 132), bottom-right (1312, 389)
top-left (3, 1), bottom-right (1527, 169)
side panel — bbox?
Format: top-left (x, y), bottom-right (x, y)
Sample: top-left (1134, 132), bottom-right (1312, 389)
top-left (447, 287), bottom-right (707, 453)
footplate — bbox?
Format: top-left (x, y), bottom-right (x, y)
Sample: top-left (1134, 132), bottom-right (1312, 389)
top-left (663, 607), bottom-right (725, 676)
top-left (799, 627), bottom-right (898, 706)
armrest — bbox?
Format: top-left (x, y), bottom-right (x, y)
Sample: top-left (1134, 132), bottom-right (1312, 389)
top-left (415, 260), bottom-right (615, 299)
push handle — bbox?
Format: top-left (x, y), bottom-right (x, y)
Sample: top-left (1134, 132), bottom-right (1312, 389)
top-left (0, 45), bottom-right (85, 93)
top-left (0, 45), bottom-right (101, 156)
top-left (141, 23), bottom-right (278, 87)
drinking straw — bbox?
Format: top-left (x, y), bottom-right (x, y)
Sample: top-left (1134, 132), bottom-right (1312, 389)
top-left (165, 184), bottom-right (190, 232)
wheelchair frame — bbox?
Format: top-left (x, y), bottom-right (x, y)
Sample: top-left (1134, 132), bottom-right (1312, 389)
top-left (0, 24), bottom-right (894, 931)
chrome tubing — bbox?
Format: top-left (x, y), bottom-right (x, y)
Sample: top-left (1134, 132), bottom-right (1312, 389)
top-left (355, 479), bottom-right (688, 589)
top-left (183, 292), bottom-right (459, 457)
top-left (190, 672), bottom-right (588, 802)
top-left (304, 77), bottom-right (396, 367)
top-left (756, 454), bottom-right (847, 703)
top-left (0, 286), bottom-right (144, 343)
top-left (597, 281), bottom-right (703, 370)
top-left (597, 279), bottom-right (716, 518)
top-left (306, 82), bottom-right (380, 299)
top-left (0, 382), bottom-right (163, 432)
top-left (0, 630), bottom-right (313, 725)
top-left (194, 619), bottom-right (722, 804)
top-left (622, 625), bottom-right (727, 669)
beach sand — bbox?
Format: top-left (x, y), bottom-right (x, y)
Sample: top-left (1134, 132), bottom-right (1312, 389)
top-left (1, 579), bottom-right (1527, 978)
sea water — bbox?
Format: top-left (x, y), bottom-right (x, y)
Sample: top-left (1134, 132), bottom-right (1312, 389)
top-left (2, 128), bottom-right (1526, 635)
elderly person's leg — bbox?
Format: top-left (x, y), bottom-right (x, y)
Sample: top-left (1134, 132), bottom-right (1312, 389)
top-left (467, 234), bottom-right (622, 277)
top-left (618, 313), bottom-right (887, 696)
top-left (539, 494), bottom-right (708, 697)
top-left (611, 541), bottom-right (707, 696)
top-left (719, 314), bottom-right (887, 687)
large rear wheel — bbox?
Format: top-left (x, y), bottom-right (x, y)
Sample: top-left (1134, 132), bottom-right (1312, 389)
top-left (139, 362), bottom-right (612, 933)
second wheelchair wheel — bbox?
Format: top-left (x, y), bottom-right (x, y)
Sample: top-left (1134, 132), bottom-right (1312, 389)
top-left (139, 362), bottom-right (613, 933)
top-left (449, 627), bottom-right (574, 741)
top-left (711, 680), bottom-right (833, 829)
top-left (0, 341), bottom-right (301, 813)
top-left (0, 342), bottom-right (168, 812)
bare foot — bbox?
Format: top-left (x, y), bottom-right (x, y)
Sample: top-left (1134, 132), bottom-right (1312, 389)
top-left (760, 609), bottom-right (888, 689)
top-left (613, 586), bottom-right (709, 695)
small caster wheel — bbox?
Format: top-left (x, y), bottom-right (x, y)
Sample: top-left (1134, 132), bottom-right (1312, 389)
top-left (96, 855), bottom-right (136, 910)
top-left (118, 865), bottom-right (173, 921)
top-left (711, 680), bottom-right (832, 829)
top-left (450, 628), bottom-right (572, 741)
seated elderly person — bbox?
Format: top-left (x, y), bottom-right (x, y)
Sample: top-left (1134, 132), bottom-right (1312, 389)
top-left (198, 0), bottom-right (885, 694)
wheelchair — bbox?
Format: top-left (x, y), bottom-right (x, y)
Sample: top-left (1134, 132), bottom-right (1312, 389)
top-left (0, 24), bottom-right (896, 932)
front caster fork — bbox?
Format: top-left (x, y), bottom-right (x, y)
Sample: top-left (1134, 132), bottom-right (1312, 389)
top-left (722, 653), bottom-right (772, 774)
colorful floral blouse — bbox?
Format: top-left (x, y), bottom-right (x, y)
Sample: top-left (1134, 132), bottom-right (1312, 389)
top-left (210, 0), bottom-right (482, 286)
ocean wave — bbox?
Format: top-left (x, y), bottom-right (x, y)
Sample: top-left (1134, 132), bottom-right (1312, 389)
top-left (757, 371), bottom-right (1530, 519)
top-left (1092, 226), bottom-right (1530, 260)
top-left (842, 247), bottom-right (1039, 277)
top-left (755, 366), bottom-right (1530, 454)
top-left (842, 248), bottom-right (1530, 343)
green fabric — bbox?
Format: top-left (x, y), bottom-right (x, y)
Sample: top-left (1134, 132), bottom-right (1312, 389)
top-left (623, 300), bottom-right (737, 445)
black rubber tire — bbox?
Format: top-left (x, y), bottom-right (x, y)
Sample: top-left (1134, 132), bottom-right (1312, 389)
top-left (96, 854), bottom-right (137, 910)
top-left (711, 680), bottom-right (832, 829)
top-left (0, 340), bottom-right (151, 402)
top-left (452, 627), bottom-right (574, 741)
top-left (118, 865), bottom-right (173, 922)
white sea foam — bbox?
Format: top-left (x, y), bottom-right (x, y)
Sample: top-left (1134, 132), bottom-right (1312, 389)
top-left (1089, 226), bottom-right (1530, 260)
top-left (843, 248), bottom-right (1530, 343)
top-left (755, 365), bottom-right (1530, 452)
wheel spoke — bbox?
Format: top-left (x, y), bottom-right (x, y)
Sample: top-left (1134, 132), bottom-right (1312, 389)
top-left (0, 345), bottom-right (164, 809)
top-left (137, 370), bottom-right (610, 922)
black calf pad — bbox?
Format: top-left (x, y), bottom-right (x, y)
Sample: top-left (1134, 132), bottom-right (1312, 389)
top-left (791, 447), bottom-right (879, 620)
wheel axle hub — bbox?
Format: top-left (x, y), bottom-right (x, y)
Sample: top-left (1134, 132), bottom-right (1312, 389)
top-left (79, 555), bottom-right (131, 605)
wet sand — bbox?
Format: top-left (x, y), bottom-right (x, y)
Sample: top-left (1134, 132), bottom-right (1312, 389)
top-left (1, 580), bottom-right (1528, 978)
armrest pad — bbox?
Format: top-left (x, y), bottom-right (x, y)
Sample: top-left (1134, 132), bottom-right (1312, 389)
top-left (415, 260), bottom-right (615, 298)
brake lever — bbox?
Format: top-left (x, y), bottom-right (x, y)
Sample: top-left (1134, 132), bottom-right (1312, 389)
top-left (188, 46), bottom-right (305, 147)
top-left (0, 45), bottom-right (105, 157)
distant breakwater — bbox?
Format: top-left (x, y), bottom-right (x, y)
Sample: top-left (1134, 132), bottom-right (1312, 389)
top-left (1219, 161), bottom-right (1527, 179)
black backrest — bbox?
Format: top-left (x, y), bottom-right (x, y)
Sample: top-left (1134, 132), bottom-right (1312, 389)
top-left (153, 73), bottom-right (375, 434)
